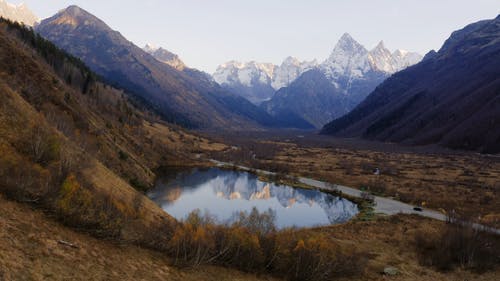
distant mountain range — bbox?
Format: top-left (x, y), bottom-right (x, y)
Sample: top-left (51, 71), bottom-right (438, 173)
top-left (322, 16), bottom-right (500, 153)
top-left (261, 34), bottom-right (422, 128)
top-left (35, 6), bottom-right (279, 130)
top-left (213, 57), bottom-right (317, 104)
top-left (30, 3), bottom-right (424, 131)
top-left (0, 0), bottom-right (38, 26)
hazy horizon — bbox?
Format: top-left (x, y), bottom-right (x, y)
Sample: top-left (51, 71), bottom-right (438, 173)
top-left (9, 0), bottom-right (500, 72)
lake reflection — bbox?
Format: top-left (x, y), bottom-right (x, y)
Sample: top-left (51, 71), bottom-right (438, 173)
top-left (148, 168), bottom-right (358, 228)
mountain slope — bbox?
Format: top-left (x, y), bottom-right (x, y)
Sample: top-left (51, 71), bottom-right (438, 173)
top-left (0, 0), bottom-right (37, 26)
top-left (262, 34), bottom-right (422, 128)
top-left (35, 6), bottom-right (276, 130)
top-left (0, 17), bottom-right (197, 250)
top-left (321, 16), bottom-right (500, 153)
top-left (261, 69), bottom-right (347, 128)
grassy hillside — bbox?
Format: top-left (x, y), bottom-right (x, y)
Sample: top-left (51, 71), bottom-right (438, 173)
top-left (0, 17), bottom-right (228, 246)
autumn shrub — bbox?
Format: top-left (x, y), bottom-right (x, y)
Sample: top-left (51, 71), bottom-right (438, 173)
top-left (271, 231), bottom-right (366, 281)
top-left (55, 173), bottom-right (125, 237)
top-left (0, 146), bottom-right (51, 202)
top-left (213, 225), bottom-right (265, 271)
top-left (414, 213), bottom-right (500, 272)
top-left (14, 124), bottom-right (61, 166)
top-left (167, 208), bottom-right (366, 280)
top-left (167, 210), bottom-right (218, 266)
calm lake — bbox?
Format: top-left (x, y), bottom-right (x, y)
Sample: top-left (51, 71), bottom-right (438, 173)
top-left (148, 168), bottom-right (358, 228)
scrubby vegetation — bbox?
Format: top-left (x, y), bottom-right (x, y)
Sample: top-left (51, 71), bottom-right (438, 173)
top-left (414, 213), bottom-right (500, 272)
top-left (167, 208), bottom-right (367, 281)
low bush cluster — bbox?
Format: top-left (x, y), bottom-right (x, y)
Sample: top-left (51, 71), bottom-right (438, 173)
top-left (414, 213), bottom-right (500, 272)
top-left (167, 208), bottom-right (366, 281)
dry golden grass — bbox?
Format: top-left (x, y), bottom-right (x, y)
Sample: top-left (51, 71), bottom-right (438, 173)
top-left (144, 122), bottom-right (226, 153)
top-left (213, 137), bottom-right (499, 227)
top-left (314, 215), bottom-right (500, 281)
top-left (0, 194), bottom-right (277, 281)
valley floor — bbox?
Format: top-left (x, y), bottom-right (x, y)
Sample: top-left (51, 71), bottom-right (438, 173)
top-left (1, 193), bottom-right (499, 281)
top-left (207, 131), bottom-right (500, 228)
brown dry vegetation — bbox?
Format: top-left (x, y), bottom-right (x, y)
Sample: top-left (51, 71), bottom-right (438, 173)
top-left (0, 18), bottom-right (224, 249)
top-left (165, 208), bottom-right (367, 281)
top-left (209, 134), bottom-right (500, 228)
top-left (2, 193), bottom-right (498, 281)
top-left (0, 194), bottom-right (277, 281)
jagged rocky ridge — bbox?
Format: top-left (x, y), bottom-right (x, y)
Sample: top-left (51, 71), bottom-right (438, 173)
top-left (322, 16), bottom-right (500, 153)
top-left (262, 34), bottom-right (422, 128)
top-left (216, 33), bottom-right (421, 128)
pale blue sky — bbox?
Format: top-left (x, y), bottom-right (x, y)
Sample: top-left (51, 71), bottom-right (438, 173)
top-left (11, 0), bottom-right (500, 73)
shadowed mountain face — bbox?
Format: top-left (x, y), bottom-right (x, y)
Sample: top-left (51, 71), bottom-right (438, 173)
top-left (322, 16), bottom-right (500, 153)
top-left (35, 6), bottom-right (278, 130)
top-left (261, 34), bottom-right (421, 129)
top-left (261, 69), bottom-right (348, 129)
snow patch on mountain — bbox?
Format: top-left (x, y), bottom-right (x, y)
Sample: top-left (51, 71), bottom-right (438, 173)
top-left (213, 61), bottom-right (274, 87)
top-left (272, 56), bottom-right (318, 89)
top-left (213, 57), bottom-right (317, 90)
top-left (143, 43), bottom-right (186, 71)
top-left (391, 49), bottom-right (422, 71)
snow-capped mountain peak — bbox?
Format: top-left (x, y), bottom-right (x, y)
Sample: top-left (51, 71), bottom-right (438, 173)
top-left (143, 44), bottom-right (186, 71)
top-left (281, 56), bottom-right (301, 66)
top-left (213, 61), bottom-right (275, 87)
top-left (368, 40), bottom-right (395, 73)
top-left (333, 33), bottom-right (367, 54)
top-left (0, 0), bottom-right (38, 26)
top-left (272, 57), bottom-right (318, 89)
top-left (391, 49), bottom-right (423, 71)
top-left (322, 34), bottom-right (423, 79)
top-left (322, 33), bottom-right (370, 80)
top-left (372, 40), bottom-right (387, 52)
top-left (143, 43), bottom-right (158, 53)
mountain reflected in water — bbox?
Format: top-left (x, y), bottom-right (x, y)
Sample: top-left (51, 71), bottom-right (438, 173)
top-left (148, 168), bottom-right (358, 228)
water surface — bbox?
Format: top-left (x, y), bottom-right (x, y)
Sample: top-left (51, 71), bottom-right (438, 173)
top-left (148, 168), bottom-right (358, 228)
